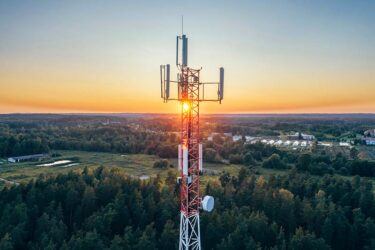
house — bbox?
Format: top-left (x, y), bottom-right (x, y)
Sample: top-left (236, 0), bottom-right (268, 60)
top-left (318, 142), bottom-right (332, 147)
top-left (364, 138), bottom-right (375, 146)
top-left (7, 158), bottom-right (16, 163)
top-left (339, 142), bottom-right (351, 147)
top-left (288, 132), bottom-right (315, 141)
top-left (207, 132), bottom-right (219, 141)
top-left (245, 136), bottom-right (254, 142)
top-left (292, 141), bottom-right (299, 147)
top-left (284, 140), bottom-right (291, 146)
top-left (275, 140), bottom-right (283, 146)
top-left (232, 135), bottom-right (242, 142)
top-left (7, 154), bottom-right (46, 163)
top-left (301, 133), bottom-right (315, 140)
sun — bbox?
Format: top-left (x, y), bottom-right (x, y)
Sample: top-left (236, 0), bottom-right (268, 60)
top-left (182, 102), bottom-right (190, 112)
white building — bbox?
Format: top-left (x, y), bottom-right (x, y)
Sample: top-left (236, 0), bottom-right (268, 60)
top-left (289, 132), bottom-right (315, 141)
top-left (318, 142), bottom-right (332, 147)
top-left (7, 154), bottom-right (46, 163)
top-left (275, 140), bottom-right (283, 146)
top-left (7, 158), bottom-right (16, 163)
top-left (232, 135), bottom-right (242, 142)
top-left (301, 133), bottom-right (315, 140)
top-left (245, 136), bottom-right (254, 142)
top-left (364, 138), bottom-right (375, 146)
top-left (207, 132), bottom-right (219, 141)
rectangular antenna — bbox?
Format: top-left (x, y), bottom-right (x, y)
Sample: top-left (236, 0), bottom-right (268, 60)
top-left (199, 144), bottom-right (203, 172)
top-left (160, 65), bottom-right (164, 98)
top-left (166, 64), bottom-right (170, 99)
top-left (182, 146), bottom-right (188, 175)
top-left (219, 67), bottom-right (224, 100)
top-left (177, 73), bottom-right (181, 100)
top-left (176, 36), bottom-right (179, 66)
top-left (182, 35), bottom-right (188, 66)
top-left (178, 144), bottom-right (182, 171)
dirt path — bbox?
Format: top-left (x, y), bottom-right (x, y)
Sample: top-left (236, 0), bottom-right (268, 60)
top-left (0, 177), bottom-right (19, 186)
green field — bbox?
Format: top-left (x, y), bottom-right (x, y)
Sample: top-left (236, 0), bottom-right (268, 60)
top-left (2, 151), bottom-right (375, 197)
top-left (2, 149), bottom-right (368, 190)
top-left (0, 150), bottom-right (243, 186)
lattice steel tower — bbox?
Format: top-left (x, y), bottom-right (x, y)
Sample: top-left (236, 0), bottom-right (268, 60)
top-left (160, 30), bottom-right (224, 250)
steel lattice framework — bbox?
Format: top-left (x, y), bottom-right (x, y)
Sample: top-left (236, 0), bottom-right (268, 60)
top-left (160, 32), bottom-right (224, 250)
top-left (179, 66), bottom-right (201, 250)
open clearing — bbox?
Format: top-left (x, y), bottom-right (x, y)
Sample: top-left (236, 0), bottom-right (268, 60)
top-left (0, 150), bottom-right (243, 185)
top-left (0, 150), bottom-right (371, 191)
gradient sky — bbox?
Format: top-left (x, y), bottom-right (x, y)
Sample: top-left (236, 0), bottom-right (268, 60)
top-left (0, 0), bottom-right (374, 114)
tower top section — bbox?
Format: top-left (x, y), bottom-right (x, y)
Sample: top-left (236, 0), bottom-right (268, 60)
top-left (176, 35), bottom-right (188, 66)
top-left (160, 33), bottom-right (225, 103)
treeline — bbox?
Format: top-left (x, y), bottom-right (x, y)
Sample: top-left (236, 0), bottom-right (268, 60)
top-left (0, 123), bottom-right (178, 158)
top-left (0, 136), bottom-right (50, 158)
top-left (0, 167), bottom-right (375, 249)
top-left (204, 116), bottom-right (375, 141)
top-left (204, 139), bottom-right (375, 177)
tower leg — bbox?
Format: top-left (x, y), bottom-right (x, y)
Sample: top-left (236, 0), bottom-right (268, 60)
top-left (179, 212), bottom-right (201, 250)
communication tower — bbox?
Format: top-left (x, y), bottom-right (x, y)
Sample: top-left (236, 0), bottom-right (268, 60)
top-left (160, 27), bottom-right (225, 250)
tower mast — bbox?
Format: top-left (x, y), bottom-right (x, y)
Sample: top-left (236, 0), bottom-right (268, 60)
top-left (160, 28), bottom-right (224, 250)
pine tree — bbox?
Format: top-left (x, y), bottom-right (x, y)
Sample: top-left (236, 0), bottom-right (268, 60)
top-left (0, 233), bottom-right (13, 250)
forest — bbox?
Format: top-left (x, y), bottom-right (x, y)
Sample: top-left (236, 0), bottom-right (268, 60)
top-left (1, 114), bottom-right (375, 249)
top-left (0, 167), bottom-right (375, 249)
top-left (0, 116), bottom-right (178, 158)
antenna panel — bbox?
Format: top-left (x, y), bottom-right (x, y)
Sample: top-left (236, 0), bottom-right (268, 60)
top-left (178, 144), bottom-right (182, 171)
top-left (199, 144), bottom-right (203, 172)
top-left (182, 35), bottom-right (188, 66)
top-left (176, 36), bottom-right (179, 66)
top-left (166, 64), bottom-right (170, 99)
top-left (182, 147), bottom-right (188, 175)
top-left (160, 65), bottom-right (164, 98)
top-left (159, 64), bottom-right (171, 101)
top-left (178, 73), bottom-right (182, 100)
top-left (219, 67), bottom-right (224, 100)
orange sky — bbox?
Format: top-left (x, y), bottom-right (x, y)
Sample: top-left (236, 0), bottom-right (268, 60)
top-left (1, 60), bottom-right (373, 114)
top-left (0, 1), bottom-right (374, 114)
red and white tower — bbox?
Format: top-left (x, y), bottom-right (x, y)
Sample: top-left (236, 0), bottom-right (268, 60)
top-left (160, 31), bottom-right (224, 250)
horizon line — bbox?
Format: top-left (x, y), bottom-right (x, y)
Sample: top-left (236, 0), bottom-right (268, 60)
top-left (1, 112), bottom-right (375, 116)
